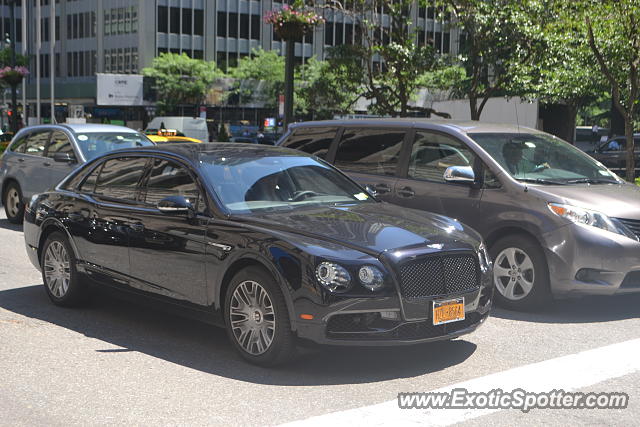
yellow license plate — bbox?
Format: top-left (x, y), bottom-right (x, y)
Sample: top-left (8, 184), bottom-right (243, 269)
top-left (433, 298), bottom-right (465, 325)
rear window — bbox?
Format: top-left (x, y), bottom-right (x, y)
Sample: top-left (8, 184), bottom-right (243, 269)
top-left (8, 134), bottom-right (27, 153)
top-left (93, 157), bottom-right (149, 201)
top-left (281, 127), bottom-right (337, 159)
top-left (74, 132), bottom-right (153, 160)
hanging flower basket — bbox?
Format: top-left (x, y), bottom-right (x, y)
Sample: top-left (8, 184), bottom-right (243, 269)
top-left (0, 66), bottom-right (29, 86)
top-left (264, 3), bottom-right (324, 41)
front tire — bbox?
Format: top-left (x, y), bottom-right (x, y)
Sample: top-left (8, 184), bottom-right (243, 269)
top-left (224, 266), bottom-right (296, 366)
top-left (3, 182), bottom-right (25, 224)
top-left (41, 232), bottom-right (88, 307)
top-left (490, 234), bottom-right (551, 311)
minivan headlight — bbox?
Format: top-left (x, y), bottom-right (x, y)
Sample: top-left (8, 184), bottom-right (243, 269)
top-left (548, 203), bottom-right (638, 240)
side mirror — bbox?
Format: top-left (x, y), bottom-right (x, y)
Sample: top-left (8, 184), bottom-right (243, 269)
top-left (444, 166), bottom-right (475, 184)
top-left (157, 195), bottom-right (195, 216)
top-left (53, 152), bottom-right (77, 163)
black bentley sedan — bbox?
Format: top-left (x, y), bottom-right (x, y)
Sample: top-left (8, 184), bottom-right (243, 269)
top-left (23, 143), bottom-right (493, 366)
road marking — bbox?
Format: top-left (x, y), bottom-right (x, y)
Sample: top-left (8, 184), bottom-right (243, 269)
top-left (283, 338), bottom-right (640, 426)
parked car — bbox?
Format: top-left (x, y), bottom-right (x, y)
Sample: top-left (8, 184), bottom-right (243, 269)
top-left (146, 129), bottom-right (203, 144)
top-left (23, 143), bottom-right (492, 366)
top-left (585, 134), bottom-right (640, 177)
top-left (145, 116), bottom-right (209, 142)
top-left (0, 124), bottom-right (154, 223)
top-left (278, 119), bottom-right (640, 310)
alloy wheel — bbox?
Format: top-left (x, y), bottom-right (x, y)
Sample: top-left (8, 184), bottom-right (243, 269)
top-left (6, 188), bottom-right (20, 218)
top-left (493, 247), bottom-right (535, 301)
top-left (229, 280), bottom-right (276, 355)
top-left (44, 241), bottom-right (71, 298)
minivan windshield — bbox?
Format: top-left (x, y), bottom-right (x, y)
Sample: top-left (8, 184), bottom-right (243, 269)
top-left (199, 154), bottom-right (374, 213)
top-left (469, 132), bottom-right (621, 185)
top-left (75, 132), bottom-right (154, 160)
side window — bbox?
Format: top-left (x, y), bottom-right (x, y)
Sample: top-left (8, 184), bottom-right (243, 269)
top-left (281, 127), bottom-right (337, 159)
top-left (409, 132), bottom-right (476, 183)
top-left (94, 157), bottom-right (148, 201)
top-left (24, 131), bottom-right (50, 156)
top-left (142, 159), bottom-right (204, 213)
top-left (46, 131), bottom-right (75, 158)
top-left (79, 163), bottom-right (103, 193)
top-left (334, 128), bottom-right (405, 176)
top-left (9, 134), bottom-right (28, 153)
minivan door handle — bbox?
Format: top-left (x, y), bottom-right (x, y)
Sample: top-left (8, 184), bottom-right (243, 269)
top-left (129, 223), bottom-right (145, 232)
top-left (397, 187), bottom-right (415, 198)
top-left (17, 158), bottom-right (24, 163)
top-left (373, 183), bottom-right (391, 194)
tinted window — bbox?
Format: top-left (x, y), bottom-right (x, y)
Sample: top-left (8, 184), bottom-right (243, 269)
top-left (94, 157), bottom-right (148, 201)
top-left (46, 131), bottom-right (75, 158)
top-left (282, 127), bottom-right (337, 159)
top-left (334, 128), bottom-right (405, 176)
top-left (142, 159), bottom-right (201, 209)
top-left (79, 163), bottom-right (103, 193)
top-left (409, 132), bottom-right (475, 182)
top-left (24, 131), bottom-right (50, 156)
top-left (9, 134), bottom-right (27, 153)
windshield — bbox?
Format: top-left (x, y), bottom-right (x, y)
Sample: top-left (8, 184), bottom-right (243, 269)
top-left (199, 154), bottom-right (374, 214)
top-left (75, 132), bottom-right (154, 160)
top-left (469, 132), bottom-right (620, 184)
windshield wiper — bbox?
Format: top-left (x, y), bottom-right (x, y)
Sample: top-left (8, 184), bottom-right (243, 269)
top-left (516, 177), bottom-right (567, 185)
top-left (565, 178), bottom-right (620, 185)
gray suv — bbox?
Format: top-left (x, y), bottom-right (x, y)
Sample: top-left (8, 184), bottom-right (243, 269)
top-left (278, 119), bottom-right (640, 310)
top-left (0, 124), bottom-right (153, 223)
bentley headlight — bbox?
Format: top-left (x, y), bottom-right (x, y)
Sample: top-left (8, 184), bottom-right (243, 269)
top-left (358, 265), bottom-right (385, 291)
top-left (548, 203), bottom-right (638, 241)
top-left (316, 262), bottom-right (351, 292)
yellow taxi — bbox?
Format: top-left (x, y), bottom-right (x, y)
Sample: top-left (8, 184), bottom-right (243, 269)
top-left (145, 129), bottom-right (203, 144)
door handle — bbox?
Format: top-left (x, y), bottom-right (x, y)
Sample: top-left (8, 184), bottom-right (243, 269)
top-left (43, 162), bottom-right (51, 167)
top-left (373, 183), bottom-right (391, 194)
top-left (17, 158), bottom-right (24, 163)
top-left (397, 187), bottom-right (415, 198)
top-left (129, 223), bottom-right (144, 232)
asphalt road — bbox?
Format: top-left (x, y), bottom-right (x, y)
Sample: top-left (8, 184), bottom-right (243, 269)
top-left (0, 208), bottom-right (639, 426)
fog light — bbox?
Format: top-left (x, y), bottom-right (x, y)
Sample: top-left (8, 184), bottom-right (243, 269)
top-left (380, 311), bottom-right (399, 320)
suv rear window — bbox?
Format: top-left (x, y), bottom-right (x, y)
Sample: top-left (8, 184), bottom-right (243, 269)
top-left (8, 134), bottom-right (27, 153)
top-left (281, 127), bottom-right (337, 159)
top-left (334, 128), bottom-right (405, 176)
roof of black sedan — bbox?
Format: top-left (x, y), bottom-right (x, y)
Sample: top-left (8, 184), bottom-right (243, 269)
top-left (114, 142), bottom-right (302, 162)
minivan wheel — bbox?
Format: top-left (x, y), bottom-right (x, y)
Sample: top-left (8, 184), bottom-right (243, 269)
top-left (41, 232), bottom-right (88, 307)
top-left (490, 234), bottom-right (551, 311)
top-left (3, 182), bottom-right (25, 224)
top-left (224, 266), bottom-right (296, 366)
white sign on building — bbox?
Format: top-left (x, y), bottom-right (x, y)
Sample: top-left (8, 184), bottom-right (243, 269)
top-left (96, 73), bottom-right (144, 106)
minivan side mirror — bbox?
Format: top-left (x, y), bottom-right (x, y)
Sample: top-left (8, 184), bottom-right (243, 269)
top-left (53, 152), bottom-right (77, 163)
top-left (444, 166), bottom-right (475, 184)
top-left (364, 185), bottom-right (378, 198)
top-left (157, 195), bottom-right (195, 216)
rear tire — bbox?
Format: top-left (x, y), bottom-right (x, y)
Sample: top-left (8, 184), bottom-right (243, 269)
top-left (3, 182), bottom-right (25, 224)
top-left (489, 234), bottom-right (551, 311)
top-left (224, 265), bottom-right (297, 366)
top-left (41, 232), bottom-right (88, 307)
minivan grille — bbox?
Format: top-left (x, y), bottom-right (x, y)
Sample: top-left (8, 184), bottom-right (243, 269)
top-left (398, 254), bottom-right (479, 298)
top-left (615, 218), bottom-right (640, 239)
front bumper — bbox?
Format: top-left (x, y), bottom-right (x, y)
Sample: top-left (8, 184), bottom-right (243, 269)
top-left (294, 282), bottom-right (493, 346)
top-left (542, 223), bottom-right (640, 296)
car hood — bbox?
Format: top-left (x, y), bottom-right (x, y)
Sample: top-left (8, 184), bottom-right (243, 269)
top-left (529, 182), bottom-right (640, 219)
top-left (236, 202), bottom-right (481, 257)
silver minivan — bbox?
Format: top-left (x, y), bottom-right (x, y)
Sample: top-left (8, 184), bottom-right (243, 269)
top-left (278, 119), bottom-right (640, 310)
top-left (0, 124), bottom-right (153, 223)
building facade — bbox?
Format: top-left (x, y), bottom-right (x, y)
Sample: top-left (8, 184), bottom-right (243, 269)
top-left (0, 0), bottom-right (460, 122)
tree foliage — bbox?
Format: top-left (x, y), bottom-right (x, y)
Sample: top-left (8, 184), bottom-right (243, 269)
top-left (582, 0), bottom-right (640, 182)
top-left (142, 53), bottom-right (221, 115)
top-left (227, 49), bottom-right (285, 108)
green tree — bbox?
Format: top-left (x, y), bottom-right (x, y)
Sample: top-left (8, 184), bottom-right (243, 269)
top-left (327, 0), bottom-right (443, 117)
top-left (439, 0), bottom-right (547, 120)
top-left (584, 0), bottom-right (640, 182)
top-left (142, 53), bottom-right (221, 115)
top-left (0, 47), bottom-right (29, 68)
top-left (227, 48), bottom-right (285, 108)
